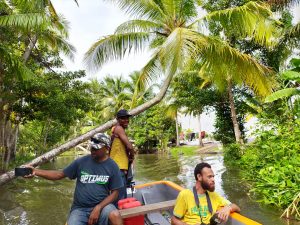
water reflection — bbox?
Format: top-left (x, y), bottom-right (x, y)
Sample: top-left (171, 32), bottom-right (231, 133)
top-left (0, 152), bottom-right (298, 225)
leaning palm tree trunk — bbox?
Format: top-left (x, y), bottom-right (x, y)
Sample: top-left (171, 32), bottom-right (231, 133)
top-left (0, 72), bottom-right (173, 186)
top-left (228, 82), bottom-right (243, 144)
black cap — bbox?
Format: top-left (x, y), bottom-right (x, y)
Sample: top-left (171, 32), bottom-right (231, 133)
top-left (116, 109), bottom-right (132, 119)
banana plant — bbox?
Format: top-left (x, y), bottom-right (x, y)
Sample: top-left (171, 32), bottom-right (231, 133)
top-left (265, 58), bottom-right (300, 103)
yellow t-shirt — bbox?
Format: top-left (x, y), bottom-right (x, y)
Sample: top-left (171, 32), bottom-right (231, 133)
top-left (110, 137), bottom-right (129, 170)
top-left (173, 189), bottom-right (230, 225)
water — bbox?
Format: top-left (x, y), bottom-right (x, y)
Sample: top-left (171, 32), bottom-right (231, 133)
top-left (0, 152), bottom-right (298, 225)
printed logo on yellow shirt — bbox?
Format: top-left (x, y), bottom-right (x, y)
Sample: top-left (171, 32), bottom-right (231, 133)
top-left (191, 205), bottom-right (209, 217)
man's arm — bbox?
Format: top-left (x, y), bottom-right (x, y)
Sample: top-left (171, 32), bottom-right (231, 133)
top-left (217, 203), bottom-right (240, 222)
top-left (88, 189), bottom-right (119, 225)
top-left (24, 166), bottom-right (66, 180)
top-left (114, 126), bottom-right (135, 157)
top-left (171, 216), bottom-right (189, 225)
top-left (32, 168), bottom-right (66, 180)
top-left (229, 203), bottom-right (241, 213)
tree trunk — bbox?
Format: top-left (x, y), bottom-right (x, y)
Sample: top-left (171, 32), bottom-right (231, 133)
top-left (0, 72), bottom-right (174, 185)
top-left (175, 112), bottom-right (180, 147)
top-left (0, 118), bottom-right (19, 169)
top-left (23, 35), bottom-right (37, 62)
top-left (0, 35), bottom-right (38, 168)
top-left (198, 114), bottom-right (204, 147)
top-left (227, 82), bottom-right (243, 144)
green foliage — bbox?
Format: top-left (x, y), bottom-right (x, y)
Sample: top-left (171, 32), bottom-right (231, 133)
top-left (128, 104), bottom-right (176, 152)
top-left (171, 73), bottom-right (249, 145)
top-left (223, 143), bottom-right (243, 163)
top-left (170, 146), bottom-right (198, 157)
top-left (264, 58), bottom-right (300, 118)
top-left (213, 102), bottom-right (236, 144)
top-left (15, 71), bottom-right (93, 157)
top-left (15, 71), bottom-right (92, 125)
top-left (235, 118), bottom-right (300, 208)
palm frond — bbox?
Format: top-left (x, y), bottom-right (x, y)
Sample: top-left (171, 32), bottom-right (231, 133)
top-left (136, 27), bottom-right (203, 91)
top-left (0, 46), bottom-right (34, 80)
top-left (196, 35), bottom-right (274, 96)
top-left (103, 0), bottom-right (165, 20)
top-left (0, 13), bottom-right (50, 29)
top-left (135, 51), bottom-right (162, 92)
top-left (160, 28), bottom-right (201, 73)
top-left (50, 13), bottom-right (70, 38)
top-left (289, 22), bottom-right (300, 38)
top-left (114, 19), bottom-right (161, 34)
top-left (40, 31), bottom-right (76, 60)
top-left (195, 1), bottom-right (280, 46)
top-left (84, 32), bottom-right (150, 71)
top-left (265, 88), bottom-right (300, 103)
top-left (160, 0), bottom-right (197, 22)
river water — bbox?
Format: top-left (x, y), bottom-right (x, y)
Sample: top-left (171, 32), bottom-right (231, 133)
top-left (0, 151), bottom-right (297, 225)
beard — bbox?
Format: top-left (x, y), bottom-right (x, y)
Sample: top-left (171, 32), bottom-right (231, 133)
top-left (201, 180), bottom-right (215, 192)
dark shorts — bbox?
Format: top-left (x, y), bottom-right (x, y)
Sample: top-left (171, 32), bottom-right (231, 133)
top-left (67, 204), bottom-right (117, 225)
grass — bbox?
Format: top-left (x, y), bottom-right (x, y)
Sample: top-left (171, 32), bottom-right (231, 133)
top-left (170, 145), bottom-right (198, 157)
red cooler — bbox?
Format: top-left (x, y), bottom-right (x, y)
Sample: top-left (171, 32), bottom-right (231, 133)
top-left (118, 197), bottom-right (136, 209)
top-left (121, 200), bottom-right (144, 225)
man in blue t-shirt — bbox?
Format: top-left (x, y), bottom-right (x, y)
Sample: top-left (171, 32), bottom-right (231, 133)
top-left (25, 133), bottom-right (123, 225)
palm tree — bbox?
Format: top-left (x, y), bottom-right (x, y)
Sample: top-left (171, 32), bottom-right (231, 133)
top-left (126, 71), bottom-right (157, 109)
top-left (0, 0), bottom-right (279, 184)
top-left (84, 1), bottom-right (277, 140)
top-left (165, 101), bottom-right (181, 147)
top-left (0, 0), bottom-right (74, 167)
top-left (99, 76), bottom-right (132, 119)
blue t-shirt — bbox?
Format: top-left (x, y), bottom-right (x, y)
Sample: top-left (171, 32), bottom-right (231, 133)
top-left (63, 155), bottom-right (123, 210)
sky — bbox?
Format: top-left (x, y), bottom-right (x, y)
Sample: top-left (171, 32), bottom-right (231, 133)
top-left (51, 0), bottom-right (300, 135)
top-left (51, 0), bottom-right (151, 79)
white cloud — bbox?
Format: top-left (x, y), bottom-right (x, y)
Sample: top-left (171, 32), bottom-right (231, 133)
top-left (292, 6), bottom-right (300, 23)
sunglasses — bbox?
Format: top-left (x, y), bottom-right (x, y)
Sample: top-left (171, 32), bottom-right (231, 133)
top-left (90, 144), bottom-right (106, 152)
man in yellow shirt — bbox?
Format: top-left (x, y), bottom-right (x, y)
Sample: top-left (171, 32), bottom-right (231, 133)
top-left (110, 109), bottom-right (135, 202)
top-left (171, 162), bottom-right (240, 225)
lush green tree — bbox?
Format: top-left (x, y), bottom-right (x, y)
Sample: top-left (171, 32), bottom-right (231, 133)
top-left (197, 0), bottom-right (281, 143)
top-left (12, 70), bottom-right (92, 157)
top-left (128, 104), bottom-right (176, 152)
top-left (0, 0), bottom-right (74, 167)
top-left (171, 72), bottom-right (251, 144)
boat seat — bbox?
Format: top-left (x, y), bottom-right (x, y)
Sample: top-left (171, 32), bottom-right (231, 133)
top-left (141, 191), bottom-right (172, 225)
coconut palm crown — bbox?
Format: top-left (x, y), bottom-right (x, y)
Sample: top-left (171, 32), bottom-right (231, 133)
top-left (85, 0), bottom-right (279, 95)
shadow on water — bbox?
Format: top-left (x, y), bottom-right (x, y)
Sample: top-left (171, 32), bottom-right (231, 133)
top-left (0, 151), bottom-right (298, 225)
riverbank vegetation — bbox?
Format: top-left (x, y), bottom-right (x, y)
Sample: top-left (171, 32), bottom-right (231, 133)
top-left (224, 60), bottom-right (300, 217)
